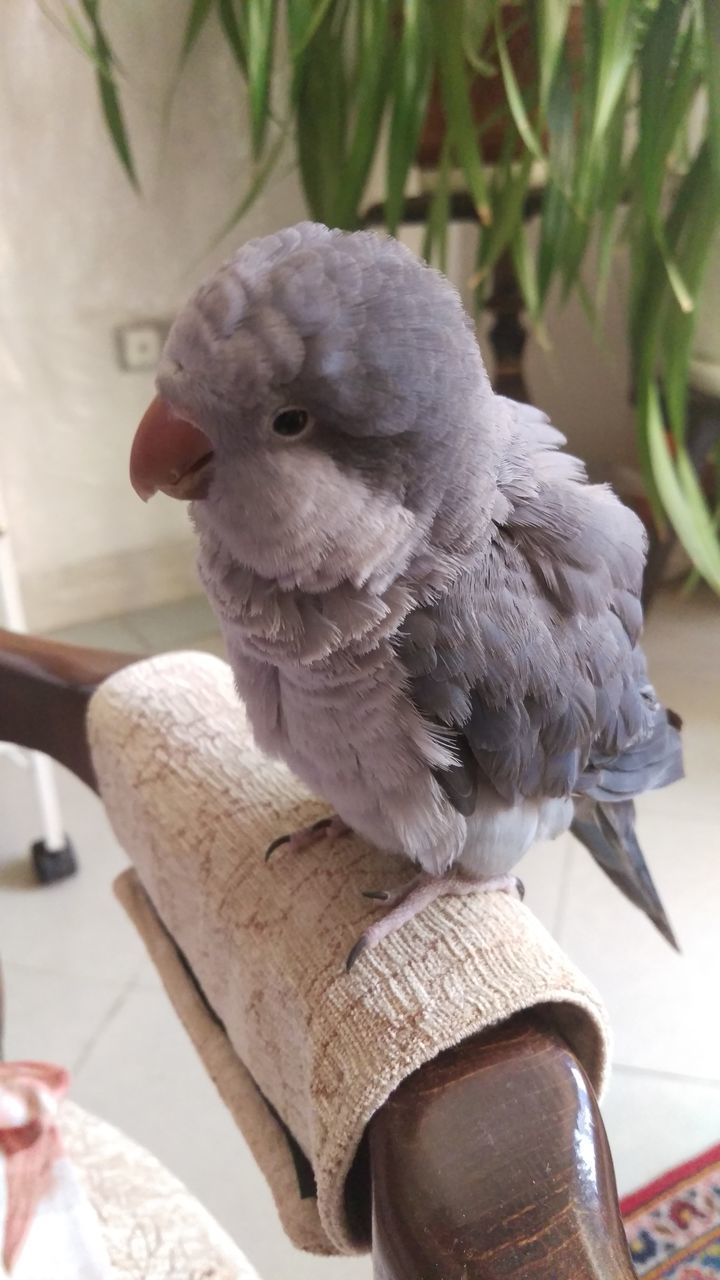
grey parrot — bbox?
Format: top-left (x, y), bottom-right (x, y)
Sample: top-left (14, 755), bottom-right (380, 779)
top-left (129, 222), bottom-right (683, 967)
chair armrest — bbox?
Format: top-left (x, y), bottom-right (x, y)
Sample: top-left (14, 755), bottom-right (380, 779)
top-left (0, 627), bottom-right (136, 789)
top-left (0, 628), bottom-right (633, 1278)
top-left (369, 1012), bottom-right (635, 1279)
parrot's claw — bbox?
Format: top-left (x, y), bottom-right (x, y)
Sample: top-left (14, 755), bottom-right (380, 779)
top-left (264, 815), bottom-right (351, 862)
top-left (347, 871), bottom-right (524, 971)
top-left (345, 935), bottom-right (370, 972)
top-left (265, 833), bottom-right (291, 861)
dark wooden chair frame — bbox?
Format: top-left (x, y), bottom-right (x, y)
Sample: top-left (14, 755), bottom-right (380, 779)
top-left (0, 627), bottom-right (636, 1278)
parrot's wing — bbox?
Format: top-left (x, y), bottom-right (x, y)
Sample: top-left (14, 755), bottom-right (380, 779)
top-left (576, 703), bottom-right (684, 803)
top-left (399, 398), bottom-right (683, 944)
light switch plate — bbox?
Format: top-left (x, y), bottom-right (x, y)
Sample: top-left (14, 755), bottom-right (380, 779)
top-left (115, 321), bottom-right (169, 371)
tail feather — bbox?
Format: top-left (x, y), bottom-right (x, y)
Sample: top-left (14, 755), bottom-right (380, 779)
top-left (571, 797), bottom-right (679, 950)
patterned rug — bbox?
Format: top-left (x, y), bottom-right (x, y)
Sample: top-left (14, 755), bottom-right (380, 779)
top-left (623, 1144), bottom-right (720, 1277)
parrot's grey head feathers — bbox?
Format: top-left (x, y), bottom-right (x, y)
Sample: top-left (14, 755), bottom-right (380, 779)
top-left (158, 222), bottom-right (502, 595)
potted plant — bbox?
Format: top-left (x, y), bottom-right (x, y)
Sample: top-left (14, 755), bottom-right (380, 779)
top-left (66, 0), bottom-right (720, 590)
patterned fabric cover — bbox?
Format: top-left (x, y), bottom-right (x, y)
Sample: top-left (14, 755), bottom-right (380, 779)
top-left (60, 1101), bottom-right (259, 1280)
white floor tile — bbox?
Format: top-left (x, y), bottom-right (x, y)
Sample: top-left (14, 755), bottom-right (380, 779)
top-left (0, 759), bottom-right (146, 984)
top-left (516, 832), bottom-right (574, 936)
top-left (71, 982), bottom-right (370, 1279)
top-left (558, 808), bottom-right (720, 1081)
top-left (2, 962), bottom-right (132, 1073)
top-left (44, 596), bottom-right (220, 657)
top-left (43, 616), bottom-right (143, 653)
top-left (603, 1066), bottom-right (720, 1198)
top-left (122, 594), bottom-right (217, 652)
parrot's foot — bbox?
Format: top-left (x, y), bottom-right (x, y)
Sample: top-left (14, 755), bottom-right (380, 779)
top-left (265, 814), bottom-right (351, 862)
top-left (347, 871), bottom-right (524, 971)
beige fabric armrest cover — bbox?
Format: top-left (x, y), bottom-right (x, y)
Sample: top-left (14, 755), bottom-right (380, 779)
top-left (88, 652), bottom-right (610, 1256)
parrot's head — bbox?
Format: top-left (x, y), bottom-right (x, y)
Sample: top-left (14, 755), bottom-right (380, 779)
top-left (130, 222), bottom-right (496, 590)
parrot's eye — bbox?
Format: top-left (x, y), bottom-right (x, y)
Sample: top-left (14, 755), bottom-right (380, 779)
top-left (271, 407), bottom-right (311, 439)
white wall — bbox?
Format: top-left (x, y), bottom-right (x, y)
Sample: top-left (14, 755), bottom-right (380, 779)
top-left (0, 1), bottom-right (306, 628)
top-left (0, 2), bottom-right (637, 630)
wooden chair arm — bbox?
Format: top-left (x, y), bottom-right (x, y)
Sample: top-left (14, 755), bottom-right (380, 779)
top-left (0, 627), bottom-right (634, 1279)
top-left (0, 627), bottom-right (137, 790)
top-left (369, 1013), bottom-right (634, 1279)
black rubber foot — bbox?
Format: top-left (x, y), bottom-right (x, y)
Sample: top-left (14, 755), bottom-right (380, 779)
top-left (31, 837), bottom-right (79, 884)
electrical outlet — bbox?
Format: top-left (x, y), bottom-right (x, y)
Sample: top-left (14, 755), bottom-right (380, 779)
top-left (115, 321), bottom-right (169, 371)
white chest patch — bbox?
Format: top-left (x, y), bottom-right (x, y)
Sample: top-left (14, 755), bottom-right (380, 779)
top-left (458, 790), bottom-right (574, 877)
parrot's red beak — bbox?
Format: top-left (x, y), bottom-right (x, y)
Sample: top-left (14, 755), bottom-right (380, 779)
top-left (130, 396), bottom-right (215, 502)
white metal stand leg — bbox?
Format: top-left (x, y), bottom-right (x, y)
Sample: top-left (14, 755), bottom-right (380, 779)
top-left (0, 501), bottom-right (76, 877)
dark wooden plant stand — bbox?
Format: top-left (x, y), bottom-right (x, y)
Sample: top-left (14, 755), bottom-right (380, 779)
top-left (0, 626), bottom-right (636, 1279)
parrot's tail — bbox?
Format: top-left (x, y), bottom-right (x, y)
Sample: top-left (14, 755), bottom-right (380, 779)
top-left (570, 797), bottom-right (679, 950)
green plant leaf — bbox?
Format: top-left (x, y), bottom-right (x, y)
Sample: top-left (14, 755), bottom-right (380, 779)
top-left (46, 1), bottom-right (108, 71)
top-left (290, 0), bottom-right (337, 56)
top-left (661, 152), bottom-right (717, 435)
top-left (293, 0), bottom-right (350, 221)
top-left (559, 0), bottom-right (636, 300)
top-left (630, 138), bottom-right (706, 376)
top-left (653, 223), bottom-right (694, 315)
top-left (333, 0), bottom-right (393, 228)
top-left (79, 0), bottom-right (139, 190)
top-left (594, 97), bottom-right (627, 306)
top-left (631, 143), bottom-right (712, 453)
top-left (683, 485), bottom-right (720, 593)
top-left (385, 0), bottom-right (432, 234)
top-left (626, 125), bottom-right (710, 516)
top-left (638, 3), bottom-right (695, 220)
top-left (421, 137), bottom-right (451, 270)
top-left (210, 125), bottom-right (287, 242)
top-left (703, 0), bottom-right (720, 184)
top-left (645, 383), bottom-right (720, 588)
top-left (462, 1), bottom-right (494, 74)
top-left (511, 222), bottom-right (541, 324)
top-left (536, 44), bottom-right (581, 303)
top-left (591, 0), bottom-right (636, 144)
top-left (179, 0), bottom-right (214, 66)
top-left (246, 0), bottom-right (277, 158)
top-left (494, 10), bottom-right (543, 159)
top-left (216, 0), bottom-right (247, 73)
top-left (97, 69), bottom-right (139, 188)
top-left (435, 0), bottom-right (490, 224)
top-left (478, 151), bottom-right (534, 272)
top-left (536, 0), bottom-right (571, 111)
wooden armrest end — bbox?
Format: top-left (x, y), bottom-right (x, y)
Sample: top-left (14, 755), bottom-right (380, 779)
top-left (369, 1012), bottom-right (633, 1279)
top-left (0, 627), bottom-right (138, 789)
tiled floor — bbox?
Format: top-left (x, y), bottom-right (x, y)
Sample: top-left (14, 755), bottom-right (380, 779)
top-left (1, 588), bottom-right (719, 1278)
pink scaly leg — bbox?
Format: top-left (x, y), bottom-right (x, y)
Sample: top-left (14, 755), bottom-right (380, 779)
top-left (265, 814), bottom-right (351, 862)
top-left (346, 871), bottom-right (524, 971)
